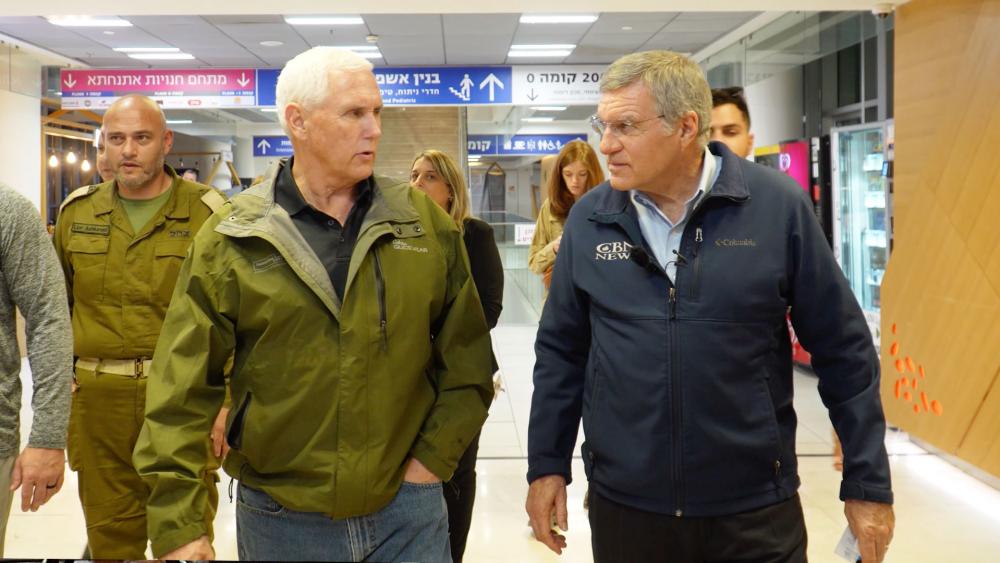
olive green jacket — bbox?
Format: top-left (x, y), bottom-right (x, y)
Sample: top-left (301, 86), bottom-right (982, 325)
top-left (527, 198), bottom-right (564, 276)
top-left (134, 160), bottom-right (494, 556)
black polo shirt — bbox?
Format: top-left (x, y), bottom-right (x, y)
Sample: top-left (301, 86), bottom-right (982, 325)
top-left (274, 159), bottom-right (374, 300)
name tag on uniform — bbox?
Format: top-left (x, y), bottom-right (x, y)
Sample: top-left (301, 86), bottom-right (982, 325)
top-left (71, 223), bottom-right (110, 236)
top-left (169, 230), bottom-right (191, 238)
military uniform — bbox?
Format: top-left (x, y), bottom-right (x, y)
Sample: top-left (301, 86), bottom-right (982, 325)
top-left (53, 166), bottom-right (226, 558)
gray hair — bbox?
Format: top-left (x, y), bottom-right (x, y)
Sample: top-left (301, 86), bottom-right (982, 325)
top-left (275, 47), bottom-right (375, 134)
top-left (601, 50), bottom-right (712, 145)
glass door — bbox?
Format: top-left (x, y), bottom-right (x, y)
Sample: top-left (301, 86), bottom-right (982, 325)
top-left (831, 123), bottom-right (888, 341)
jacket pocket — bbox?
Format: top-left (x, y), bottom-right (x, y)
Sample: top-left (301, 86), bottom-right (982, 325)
top-left (227, 392), bottom-right (252, 451)
top-left (67, 235), bottom-right (110, 300)
top-left (152, 239), bottom-right (190, 303)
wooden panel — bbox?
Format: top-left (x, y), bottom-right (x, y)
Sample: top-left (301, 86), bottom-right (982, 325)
top-left (374, 107), bottom-right (463, 182)
top-left (882, 0), bottom-right (1000, 478)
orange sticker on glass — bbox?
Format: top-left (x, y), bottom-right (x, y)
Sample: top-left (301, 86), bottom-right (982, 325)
top-left (913, 404), bottom-right (920, 414)
top-left (895, 359), bottom-right (905, 373)
top-left (890, 342), bottom-right (899, 357)
top-left (903, 391), bottom-right (912, 402)
top-left (920, 392), bottom-right (929, 411)
top-left (894, 380), bottom-right (901, 398)
top-left (931, 400), bottom-right (943, 416)
top-left (912, 378), bottom-right (918, 389)
top-left (892, 323), bottom-right (897, 334)
top-left (905, 357), bottom-right (915, 372)
top-left (919, 365), bottom-right (925, 379)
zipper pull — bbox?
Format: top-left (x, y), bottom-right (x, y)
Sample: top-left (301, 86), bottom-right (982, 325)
top-left (669, 287), bottom-right (677, 319)
top-left (774, 459), bottom-right (782, 478)
top-left (695, 227), bottom-right (703, 243)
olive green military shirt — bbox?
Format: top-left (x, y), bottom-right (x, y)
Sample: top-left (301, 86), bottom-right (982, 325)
top-left (53, 166), bottom-right (226, 359)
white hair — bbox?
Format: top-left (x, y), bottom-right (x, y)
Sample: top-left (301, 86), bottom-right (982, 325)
top-left (275, 47), bottom-right (375, 134)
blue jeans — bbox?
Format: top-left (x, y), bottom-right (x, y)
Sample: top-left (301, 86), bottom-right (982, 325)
top-left (236, 481), bottom-right (452, 562)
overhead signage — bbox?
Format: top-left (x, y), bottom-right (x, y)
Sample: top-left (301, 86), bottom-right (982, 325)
top-left (512, 65), bottom-right (605, 105)
top-left (467, 134), bottom-right (589, 156)
top-left (252, 135), bottom-right (293, 157)
top-left (63, 65), bottom-right (605, 109)
top-left (60, 69), bottom-right (257, 109)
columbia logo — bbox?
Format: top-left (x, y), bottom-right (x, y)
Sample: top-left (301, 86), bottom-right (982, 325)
top-left (392, 240), bottom-right (429, 253)
top-left (253, 254), bottom-right (286, 272)
top-left (715, 238), bottom-right (757, 247)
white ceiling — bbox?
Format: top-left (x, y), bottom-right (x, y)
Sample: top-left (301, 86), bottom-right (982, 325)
top-left (0, 12), bottom-right (761, 68)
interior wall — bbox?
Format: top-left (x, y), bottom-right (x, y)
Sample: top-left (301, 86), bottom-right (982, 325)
top-left (166, 132), bottom-right (234, 191)
top-left (881, 0), bottom-right (1000, 478)
top-left (0, 88), bottom-right (41, 209)
top-left (745, 65), bottom-right (804, 147)
top-left (376, 107), bottom-right (463, 182)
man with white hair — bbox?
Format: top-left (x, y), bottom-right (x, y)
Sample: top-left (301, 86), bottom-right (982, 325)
top-left (135, 47), bottom-right (494, 560)
top-left (526, 51), bottom-right (895, 563)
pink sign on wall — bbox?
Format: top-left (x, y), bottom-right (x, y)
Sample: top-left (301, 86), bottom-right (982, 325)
top-left (60, 69), bottom-right (257, 109)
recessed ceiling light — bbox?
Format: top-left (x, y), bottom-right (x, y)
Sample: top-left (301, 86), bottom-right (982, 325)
top-left (622, 25), bottom-right (634, 31)
top-left (103, 31), bottom-right (115, 35)
top-left (260, 40), bottom-right (284, 47)
top-left (47, 16), bottom-right (132, 27)
top-left (260, 108), bottom-right (278, 112)
top-left (127, 53), bottom-right (195, 60)
top-left (284, 16), bottom-right (364, 25)
top-left (521, 117), bottom-right (555, 122)
top-left (519, 15), bottom-right (597, 24)
top-left (166, 119), bottom-right (192, 124)
top-left (510, 44), bottom-right (576, 50)
top-left (531, 106), bottom-right (567, 111)
top-left (113, 47), bottom-right (180, 53)
top-left (508, 50), bottom-right (571, 58)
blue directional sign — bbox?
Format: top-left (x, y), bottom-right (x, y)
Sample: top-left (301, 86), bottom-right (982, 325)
top-left (468, 134), bottom-right (588, 156)
top-left (253, 135), bottom-right (293, 157)
top-left (255, 66), bottom-right (512, 107)
top-left (255, 69), bottom-right (281, 107)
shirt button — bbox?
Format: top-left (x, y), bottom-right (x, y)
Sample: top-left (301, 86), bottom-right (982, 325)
top-left (327, 220), bottom-right (336, 227)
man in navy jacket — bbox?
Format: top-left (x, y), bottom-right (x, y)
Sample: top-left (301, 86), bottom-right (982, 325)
top-left (526, 50), bottom-right (895, 563)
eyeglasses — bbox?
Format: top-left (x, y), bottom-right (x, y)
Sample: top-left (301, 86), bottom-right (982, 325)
top-left (590, 114), bottom-right (665, 137)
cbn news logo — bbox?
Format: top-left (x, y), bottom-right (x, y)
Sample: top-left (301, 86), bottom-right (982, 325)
top-left (595, 241), bottom-right (633, 261)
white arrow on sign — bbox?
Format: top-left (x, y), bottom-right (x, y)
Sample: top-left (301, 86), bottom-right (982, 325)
top-left (478, 73), bottom-right (505, 102)
top-left (237, 72), bottom-right (250, 88)
top-left (256, 138), bottom-right (271, 153)
top-left (64, 74), bottom-right (77, 88)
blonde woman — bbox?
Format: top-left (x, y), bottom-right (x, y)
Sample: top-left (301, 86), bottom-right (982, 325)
top-left (410, 149), bottom-right (503, 563)
top-left (528, 140), bottom-right (605, 290)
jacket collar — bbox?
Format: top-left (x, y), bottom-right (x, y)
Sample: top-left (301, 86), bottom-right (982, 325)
top-left (589, 140), bottom-right (750, 226)
top-left (230, 158), bottom-right (415, 227)
top-left (91, 165), bottom-right (187, 218)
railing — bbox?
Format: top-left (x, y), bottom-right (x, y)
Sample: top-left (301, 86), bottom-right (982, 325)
top-left (480, 212), bottom-right (545, 318)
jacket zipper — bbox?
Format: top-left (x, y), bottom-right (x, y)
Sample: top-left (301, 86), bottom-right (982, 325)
top-left (227, 392), bottom-right (253, 450)
top-left (690, 226), bottom-right (703, 300)
top-left (668, 284), bottom-right (683, 516)
top-left (373, 248), bottom-right (388, 352)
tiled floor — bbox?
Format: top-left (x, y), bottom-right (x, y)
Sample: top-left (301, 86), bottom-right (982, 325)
top-left (6, 279), bottom-right (1000, 560)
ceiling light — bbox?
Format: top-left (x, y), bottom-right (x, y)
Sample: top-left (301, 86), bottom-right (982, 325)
top-left (127, 53), bottom-right (195, 60)
top-left (519, 15), bottom-right (597, 24)
top-left (65, 151), bottom-right (77, 164)
top-left (48, 154), bottom-right (59, 168)
top-left (260, 108), bottom-right (278, 112)
top-left (531, 106), bottom-right (567, 111)
top-left (81, 159), bottom-right (92, 172)
top-left (260, 40), bottom-right (284, 47)
top-left (621, 26), bottom-right (634, 31)
top-left (508, 50), bottom-right (571, 58)
top-left (166, 119), bottom-right (193, 124)
top-left (522, 117), bottom-right (555, 122)
top-left (113, 47), bottom-right (180, 53)
top-left (284, 16), bottom-right (364, 25)
top-left (510, 44), bottom-right (576, 50)
top-left (103, 31), bottom-right (115, 35)
top-left (47, 16), bottom-right (133, 27)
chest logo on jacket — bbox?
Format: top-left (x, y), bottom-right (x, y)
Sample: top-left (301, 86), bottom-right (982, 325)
top-left (715, 238), bottom-right (757, 248)
top-left (595, 241), bottom-right (633, 261)
top-left (391, 239), bottom-right (429, 254)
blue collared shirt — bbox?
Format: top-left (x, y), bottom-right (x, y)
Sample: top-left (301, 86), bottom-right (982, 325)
top-left (630, 149), bottom-right (722, 282)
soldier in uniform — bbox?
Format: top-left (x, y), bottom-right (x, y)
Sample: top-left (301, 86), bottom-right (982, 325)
top-left (52, 94), bottom-right (229, 558)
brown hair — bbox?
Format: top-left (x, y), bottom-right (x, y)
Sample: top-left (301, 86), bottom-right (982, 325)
top-left (547, 140), bottom-right (604, 222)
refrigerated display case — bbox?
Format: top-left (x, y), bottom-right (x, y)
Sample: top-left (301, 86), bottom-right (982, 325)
top-left (831, 121), bottom-right (892, 352)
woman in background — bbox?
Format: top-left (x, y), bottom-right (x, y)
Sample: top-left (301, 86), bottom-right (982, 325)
top-left (528, 140), bottom-right (604, 291)
top-left (410, 149), bottom-right (503, 563)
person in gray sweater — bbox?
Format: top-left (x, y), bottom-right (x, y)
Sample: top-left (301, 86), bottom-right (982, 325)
top-left (0, 183), bottom-right (72, 554)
